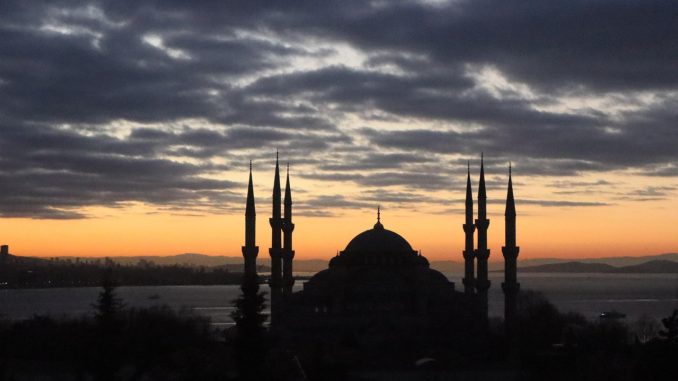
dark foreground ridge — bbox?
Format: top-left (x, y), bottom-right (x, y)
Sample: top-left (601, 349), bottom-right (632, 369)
top-left (1, 276), bottom-right (677, 380)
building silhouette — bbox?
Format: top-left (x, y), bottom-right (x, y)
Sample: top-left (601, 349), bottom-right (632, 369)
top-left (0, 245), bottom-right (9, 264)
top-left (502, 163), bottom-right (520, 337)
top-left (241, 161), bottom-right (258, 279)
top-left (462, 163), bottom-right (476, 295)
top-left (475, 154), bottom-right (491, 325)
top-left (268, 151), bottom-right (284, 327)
top-left (241, 154), bottom-right (519, 344)
top-left (282, 162), bottom-right (295, 297)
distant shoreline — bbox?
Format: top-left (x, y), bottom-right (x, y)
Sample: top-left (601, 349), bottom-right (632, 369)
top-left (3, 253), bottom-right (677, 290)
top-left (493, 259), bottom-right (678, 274)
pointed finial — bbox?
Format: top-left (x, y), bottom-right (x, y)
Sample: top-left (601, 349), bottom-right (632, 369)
top-left (478, 152), bottom-right (487, 200)
top-left (506, 161), bottom-right (516, 216)
top-left (249, 160), bottom-right (252, 172)
top-left (374, 205), bottom-right (384, 229)
top-left (286, 162), bottom-right (289, 175)
top-left (467, 160), bottom-right (470, 174)
top-left (276, 149), bottom-right (279, 160)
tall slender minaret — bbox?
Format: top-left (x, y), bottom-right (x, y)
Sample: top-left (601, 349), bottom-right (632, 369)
top-left (475, 154), bottom-right (491, 323)
top-left (282, 163), bottom-right (295, 297)
top-left (462, 161), bottom-right (476, 294)
top-left (242, 161), bottom-right (259, 278)
top-left (269, 151), bottom-right (283, 325)
top-left (502, 163), bottom-right (520, 334)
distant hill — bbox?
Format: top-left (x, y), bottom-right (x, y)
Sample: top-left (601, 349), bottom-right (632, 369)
top-left (516, 253), bottom-right (678, 268)
top-left (614, 260), bottom-right (678, 273)
top-left (33, 252), bottom-right (678, 274)
top-left (519, 262), bottom-right (617, 273)
top-left (41, 253), bottom-right (244, 267)
top-left (519, 259), bottom-right (678, 274)
top-left (434, 254), bottom-right (678, 273)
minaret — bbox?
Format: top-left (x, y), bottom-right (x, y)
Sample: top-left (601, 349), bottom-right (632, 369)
top-left (269, 151), bottom-right (283, 325)
top-left (282, 163), bottom-right (295, 297)
top-left (475, 153), bottom-right (491, 324)
top-left (242, 161), bottom-right (259, 278)
top-left (462, 162), bottom-right (476, 294)
top-left (502, 163), bottom-right (520, 335)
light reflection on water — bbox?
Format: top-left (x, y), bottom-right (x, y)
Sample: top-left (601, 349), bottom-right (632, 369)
top-left (0, 273), bottom-right (676, 325)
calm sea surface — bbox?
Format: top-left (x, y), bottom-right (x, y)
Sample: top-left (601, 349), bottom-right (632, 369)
top-left (1, 273), bottom-right (676, 326)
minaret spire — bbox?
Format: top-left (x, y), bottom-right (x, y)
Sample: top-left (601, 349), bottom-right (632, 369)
top-left (462, 160), bottom-right (476, 294)
top-left (505, 162), bottom-right (515, 219)
top-left (282, 161), bottom-right (295, 297)
top-left (245, 161), bottom-right (255, 220)
top-left (475, 153), bottom-right (491, 325)
top-left (273, 150), bottom-right (280, 210)
top-left (478, 153), bottom-right (487, 203)
top-left (284, 162), bottom-right (292, 217)
top-left (242, 161), bottom-right (259, 278)
top-left (502, 162), bottom-right (520, 339)
top-left (269, 151), bottom-right (283, 326)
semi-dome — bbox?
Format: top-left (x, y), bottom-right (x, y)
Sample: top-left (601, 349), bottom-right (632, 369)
top-left (343, 221), bottom-right (414, 255)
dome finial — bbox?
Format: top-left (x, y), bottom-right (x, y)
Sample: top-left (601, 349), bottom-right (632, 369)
top-left (374, 205), bottom-right (384, 230)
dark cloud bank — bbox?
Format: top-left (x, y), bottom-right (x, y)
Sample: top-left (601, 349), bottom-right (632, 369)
top-left (0, 0), bottom-right (676, 218)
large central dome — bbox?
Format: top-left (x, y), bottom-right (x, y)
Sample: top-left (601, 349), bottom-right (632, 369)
top-left (343, 220), bottom-right (414, 255)
top-left (326, 215), bottom-right (427, 268)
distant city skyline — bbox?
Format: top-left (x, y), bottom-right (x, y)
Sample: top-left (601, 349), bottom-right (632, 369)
top-left (0, 1), bottom-right (676, 260)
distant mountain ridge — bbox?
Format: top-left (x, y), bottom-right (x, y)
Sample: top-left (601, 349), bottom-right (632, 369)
top-left (36, 252), bottom-right (678, 274)
top-left (514, 253), bottom-right (678, 268)
top-left (519, 259), bottom-right (678, 274)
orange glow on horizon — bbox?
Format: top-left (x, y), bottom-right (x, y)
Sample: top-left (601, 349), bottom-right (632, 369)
top-left (1, 167), bottom-right (676, 262)
top-left (1, 195), bottom-right (676, 262)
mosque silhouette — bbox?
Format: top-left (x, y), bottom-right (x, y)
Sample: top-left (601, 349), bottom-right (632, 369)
top-left (241, 153), bottom-right (519, 351)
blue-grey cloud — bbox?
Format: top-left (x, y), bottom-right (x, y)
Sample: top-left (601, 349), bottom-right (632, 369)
top-left (0, 0), bottom-right (676, 218)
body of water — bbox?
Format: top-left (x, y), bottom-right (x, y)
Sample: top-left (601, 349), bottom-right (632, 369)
top-left (1, 273), bottom-right (676, 326)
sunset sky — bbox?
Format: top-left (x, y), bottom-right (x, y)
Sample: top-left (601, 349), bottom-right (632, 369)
top-left (0, 1), bottom-right (676, 261)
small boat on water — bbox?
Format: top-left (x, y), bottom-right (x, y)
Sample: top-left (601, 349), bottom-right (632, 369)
top-left (599, 311), bottom-right (626, 319)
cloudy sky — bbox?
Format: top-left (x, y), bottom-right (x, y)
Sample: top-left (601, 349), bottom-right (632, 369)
top-left (0, 0), bottom-right (676, 259)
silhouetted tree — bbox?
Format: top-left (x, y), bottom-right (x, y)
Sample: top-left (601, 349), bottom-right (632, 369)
top-left (230, 273), bottom-right (268, 380)
top-left (516, 290), bottom-right (564, 352)
top-left (92, 267), bottom-right (125, 381)
top-left (93, 267), bottom-right (124, 322)
top-left (659, 309), bottom-right (678, 343)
